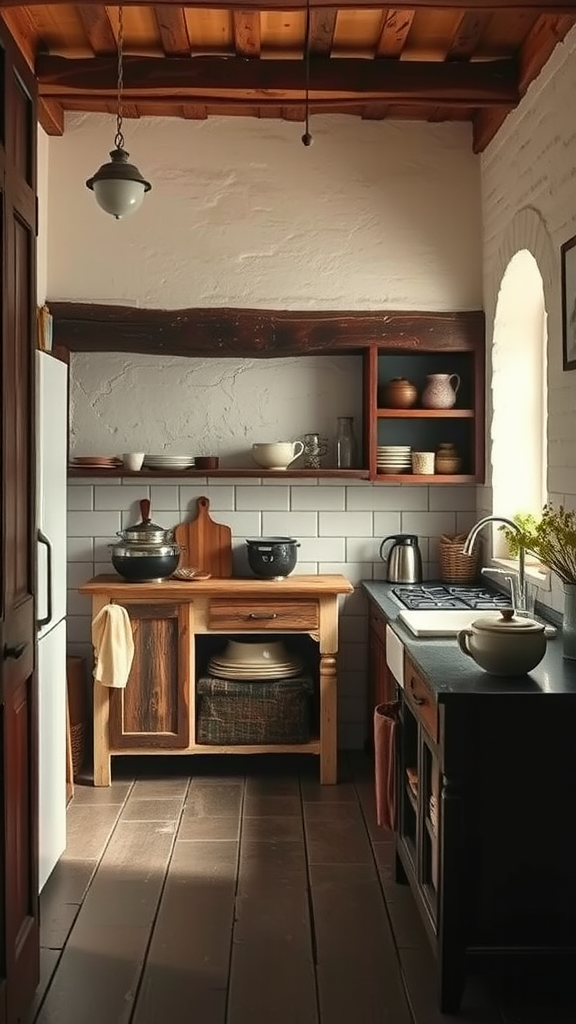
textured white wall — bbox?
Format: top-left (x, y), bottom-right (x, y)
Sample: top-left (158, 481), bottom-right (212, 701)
top-left (48, 114), bottom-right (482, 309)
top-left (47, 112), bottom-right (483, 748)
top-left (481, 25), bottom-right (576, 614)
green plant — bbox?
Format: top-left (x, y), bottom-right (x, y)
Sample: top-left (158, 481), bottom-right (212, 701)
top-left (500, 504), bottom-right (576, 584)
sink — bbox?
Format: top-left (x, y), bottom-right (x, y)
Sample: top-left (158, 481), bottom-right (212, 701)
top-left (398, 608), bottom-right (556, 638)
top-left (398, 608), bottom-right (507, 637)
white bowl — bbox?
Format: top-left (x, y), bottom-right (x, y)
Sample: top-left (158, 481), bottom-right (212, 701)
top-left (221, 638), bottom-right (292, 666)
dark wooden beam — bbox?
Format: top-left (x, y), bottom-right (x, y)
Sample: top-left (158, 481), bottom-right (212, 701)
top-left (446, 10), bottom-right (491, 60)
top-left (3, 0), bottom-right (576, 10)
top-left (49, 302), bottom-right (485, 358)
top-left (472, 12), bottom-right (575, 150)
top-left (376, 9), bottom-right (416, 58)
top-left (36, 54), bottom-right (519, 107)
top-left (37, 97), bottom-right (64, 135)
top-left (309, 8), bottom-right (337, 56)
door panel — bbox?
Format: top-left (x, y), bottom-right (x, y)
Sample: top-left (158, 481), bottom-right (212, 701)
top-left (0, 18), bottom-right (39, 1024)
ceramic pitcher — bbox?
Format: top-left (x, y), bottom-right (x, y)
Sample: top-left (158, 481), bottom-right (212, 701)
top-left (421, 373), bottom-right (460, 410)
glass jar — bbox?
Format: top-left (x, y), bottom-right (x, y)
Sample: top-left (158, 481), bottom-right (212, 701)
top-left (336, 417), bottom-right (357, 469)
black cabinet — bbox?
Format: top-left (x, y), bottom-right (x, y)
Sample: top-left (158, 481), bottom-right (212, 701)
top-left (396, 652), bottom-right (576, 1013)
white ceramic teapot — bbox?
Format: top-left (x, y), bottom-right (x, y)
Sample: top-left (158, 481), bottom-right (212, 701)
top-left (457, 608), bottom-right (546, 676)
top-left (251, 440), bottom-right (305, 470)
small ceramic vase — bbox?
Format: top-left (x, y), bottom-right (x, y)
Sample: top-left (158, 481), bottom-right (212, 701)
top-left (421, 373), bottom-right (461, 410)
top-left (435, 443), bottom-right (462, 474)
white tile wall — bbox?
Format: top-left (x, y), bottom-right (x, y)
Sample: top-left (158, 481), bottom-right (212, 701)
top-left (68, 479), bottom-right (477, 747)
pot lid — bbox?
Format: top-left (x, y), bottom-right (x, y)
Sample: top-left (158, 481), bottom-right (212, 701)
top-left (126, 499), bottom-right (169, 535)
top-left (471, 608), bottom-right (545, 634)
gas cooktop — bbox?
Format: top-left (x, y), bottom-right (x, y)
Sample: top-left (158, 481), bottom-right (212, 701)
top-left (391, 584), bottom-right (512, 611)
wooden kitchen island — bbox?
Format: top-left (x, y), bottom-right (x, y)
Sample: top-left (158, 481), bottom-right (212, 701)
top-left (79, 573), bottom-right (353, 786)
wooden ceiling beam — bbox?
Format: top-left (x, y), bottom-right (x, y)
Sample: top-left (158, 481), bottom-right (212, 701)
top-left (473, 12), bottom-right (575, 150)
top-left (4, 0), bottom-right (576, 9)
top-left (309, 8), bottom-right (338, 55)
top-left (155, 5), bottom-right (191, 56)
top-left (376, 9), bottom-right (416, 58)
top-left (76, 5), bottom-right (117, 55)
top-left (36, 54), bottom-right (519, 106)
top-left (233, 10), bottom-right (261, 56)
top-left (38, 97), bottom-right (64, 136)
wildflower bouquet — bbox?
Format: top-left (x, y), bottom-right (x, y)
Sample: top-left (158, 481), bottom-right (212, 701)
top-left (501, 504), bottom-right (576, 584)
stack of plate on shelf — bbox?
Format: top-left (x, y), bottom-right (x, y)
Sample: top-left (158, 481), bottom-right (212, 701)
top-left (70, 455), bottom-right (121, 469)
top-left (207, 638), bottom-right (303, 681)
top-left (377, 445), bottom-right (412, 474)
top-left (143, 454), bottom-right (195, 470)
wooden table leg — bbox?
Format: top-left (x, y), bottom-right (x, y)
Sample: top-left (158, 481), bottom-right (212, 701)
top-left (91, 595), bottom-right (111, 786)
top-left (319, 653), bottom-right (337, 784)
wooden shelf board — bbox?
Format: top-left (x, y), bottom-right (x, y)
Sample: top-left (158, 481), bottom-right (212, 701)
top-left (377, 408), bottom-right (474, 418)
top-left (372, 473), bottom-right (478, 484)
top-left (109, 739), bottom-right (321, 756)
top-left (68, 467), bottom-right (369, 480)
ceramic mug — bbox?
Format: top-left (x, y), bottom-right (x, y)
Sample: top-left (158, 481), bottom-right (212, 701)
top-left (122, 453), bottom-right (145, 471)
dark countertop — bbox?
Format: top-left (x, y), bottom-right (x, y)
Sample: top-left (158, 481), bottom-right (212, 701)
top-left (362, 580), bottom-right (576, 699)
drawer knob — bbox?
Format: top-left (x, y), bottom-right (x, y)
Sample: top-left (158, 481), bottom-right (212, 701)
top-left (248, 612), bottom-right (278, 620)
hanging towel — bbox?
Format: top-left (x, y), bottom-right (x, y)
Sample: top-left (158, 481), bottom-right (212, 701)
top-left (91, 604), bottom-right (135, 689)
top-left (374, 701), bottom-right (400, 831)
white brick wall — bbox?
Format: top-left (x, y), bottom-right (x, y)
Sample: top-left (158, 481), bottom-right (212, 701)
top-left (67, 478), bottom-right (477, 748)
top-left (481, 24), bottom-right (576, 616)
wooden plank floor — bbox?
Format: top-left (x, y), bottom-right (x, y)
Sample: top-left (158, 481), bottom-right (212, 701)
top-left (30, 753), bottom-right (576, 1024)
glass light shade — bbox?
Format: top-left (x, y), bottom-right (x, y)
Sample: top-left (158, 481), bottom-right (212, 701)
top-left (86, 147), bottom-right (151, 220)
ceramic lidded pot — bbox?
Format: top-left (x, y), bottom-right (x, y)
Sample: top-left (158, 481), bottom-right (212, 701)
top-left (435, 443), bottom-right (462, 474)
top-left (457, 608), bottom-right (546, 676)
top-left (378, 377), bottom-right (418, 409)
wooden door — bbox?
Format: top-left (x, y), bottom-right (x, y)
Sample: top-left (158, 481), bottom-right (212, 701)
top-left (109, 604), bottom-right (191, 750)
top-left (0, 20), bottom-right (40, 1024)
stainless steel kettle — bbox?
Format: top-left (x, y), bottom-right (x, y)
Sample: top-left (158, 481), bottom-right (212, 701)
top-left (379, 533), bottom-right (422, 584)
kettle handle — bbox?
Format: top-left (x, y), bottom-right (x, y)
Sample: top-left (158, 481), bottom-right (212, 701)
top-left (379, 535), bottom-right (397, 560)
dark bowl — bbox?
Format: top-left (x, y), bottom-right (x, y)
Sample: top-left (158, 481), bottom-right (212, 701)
top-left (246, 537), bottom-right (299, 579)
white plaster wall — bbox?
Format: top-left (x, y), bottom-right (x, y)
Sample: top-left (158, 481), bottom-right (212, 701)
top-left (47, 112), bottom-right (483, 747)
top-left (481, 25), bottom-right (576, 615)
top-left (48, 114), bottom-right (482, 309)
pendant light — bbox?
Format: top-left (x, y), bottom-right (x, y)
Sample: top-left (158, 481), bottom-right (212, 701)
top-left (301, 0), bottom-right (313, 146)
top-left (86, 6), bottom-right (151, 219)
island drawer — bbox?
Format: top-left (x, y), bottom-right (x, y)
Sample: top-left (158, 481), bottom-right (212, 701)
top-left (207, 599), bottom-right (319, 631)
top-left (404, 654), bottom-right (438, 743)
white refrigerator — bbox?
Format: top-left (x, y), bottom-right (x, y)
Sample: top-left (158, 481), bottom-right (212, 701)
top-left (36, 350), bottom-right (68, 892)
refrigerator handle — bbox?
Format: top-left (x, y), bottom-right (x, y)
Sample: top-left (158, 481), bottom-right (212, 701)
top-left (37, 529), bottom-right (53, 629)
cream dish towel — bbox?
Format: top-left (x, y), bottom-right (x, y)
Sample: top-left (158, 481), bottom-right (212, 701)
top-left (92, 604), bottom-right (135, 689)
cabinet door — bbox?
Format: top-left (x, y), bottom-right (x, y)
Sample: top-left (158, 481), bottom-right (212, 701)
top-left (109, 603), bottom-right (190, 749)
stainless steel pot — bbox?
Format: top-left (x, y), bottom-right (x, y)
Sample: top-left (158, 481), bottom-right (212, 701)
top-left (109, 541), bottom-right (181, 582)
top-left (116, 498), bottom-right (175, 545)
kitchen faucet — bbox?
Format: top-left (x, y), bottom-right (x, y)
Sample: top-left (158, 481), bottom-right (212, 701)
top-left (463, 516), bottom-right (527, 614)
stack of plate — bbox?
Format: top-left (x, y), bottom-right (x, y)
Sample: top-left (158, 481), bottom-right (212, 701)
top-left (70, 455), bottom-right (121, 469)
top-left (377, 445), bottom-right (412, 474)
top-left (207, 638), bottom-right (303, 681)
top-left (144, 454), bottom-right (195, 470)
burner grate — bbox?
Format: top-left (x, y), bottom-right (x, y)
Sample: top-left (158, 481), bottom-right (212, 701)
top-left (392, 584), bottom-right (512, 611)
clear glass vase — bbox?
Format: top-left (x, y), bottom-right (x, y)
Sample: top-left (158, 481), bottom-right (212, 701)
top-left (562, 583), bottom-right (576, 660)
top-left (336, 416), bottom-right (357, 469)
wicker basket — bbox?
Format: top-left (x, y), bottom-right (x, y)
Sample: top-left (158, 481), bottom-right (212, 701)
top-left (196, 675), bottom-right (314, 745)
top-left (70, 722), bottom-right (87, 777)
top-left (438, 533), bottom-right (480, 583)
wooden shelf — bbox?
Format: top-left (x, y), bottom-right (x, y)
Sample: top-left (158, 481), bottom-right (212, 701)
top-left (373, 473), bottom-right (478, 484)
top-left (377, 408), bottom-right (475, 418)
top-left (68, 467), bottom-right (370, 480)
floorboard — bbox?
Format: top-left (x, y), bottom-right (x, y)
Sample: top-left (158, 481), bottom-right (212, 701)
top-left (31, 754), bottom-right (576, 1024)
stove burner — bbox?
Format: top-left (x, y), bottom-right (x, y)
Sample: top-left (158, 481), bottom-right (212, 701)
top-left (392, 584), bottom-right (512, 611)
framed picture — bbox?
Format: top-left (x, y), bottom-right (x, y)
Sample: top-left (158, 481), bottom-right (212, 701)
top-left (561, 233), bottom-right (576, 370)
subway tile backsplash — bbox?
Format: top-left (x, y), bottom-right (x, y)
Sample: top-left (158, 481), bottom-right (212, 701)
top-left (68, 479), bottom-right (478, 748)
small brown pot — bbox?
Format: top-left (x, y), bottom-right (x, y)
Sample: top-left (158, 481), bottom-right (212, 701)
top-left (378, 377), bottom-right (418, 409)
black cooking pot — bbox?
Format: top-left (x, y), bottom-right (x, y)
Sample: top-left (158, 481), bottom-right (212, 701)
top-left (110, 542), bottom-right (181, 583)
top-left (246, 537), bottom-right (300, 579)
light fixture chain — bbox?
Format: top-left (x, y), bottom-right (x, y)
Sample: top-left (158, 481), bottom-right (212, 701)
top-left (301, 0), bottom-right (313, 145)
top-left (115, 5), bottom-right (125, 150)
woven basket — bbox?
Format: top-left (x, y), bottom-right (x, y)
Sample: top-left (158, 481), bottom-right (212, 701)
top-left (438, 533), bottom-right (480, 583)
top-left (70, 722), bottom-right (87, 778)
top-left (196, 675), bottom-right (314, 745)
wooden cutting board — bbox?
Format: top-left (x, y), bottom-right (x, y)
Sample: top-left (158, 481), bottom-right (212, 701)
top-left (175, 496), bottom-right (233, 578)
